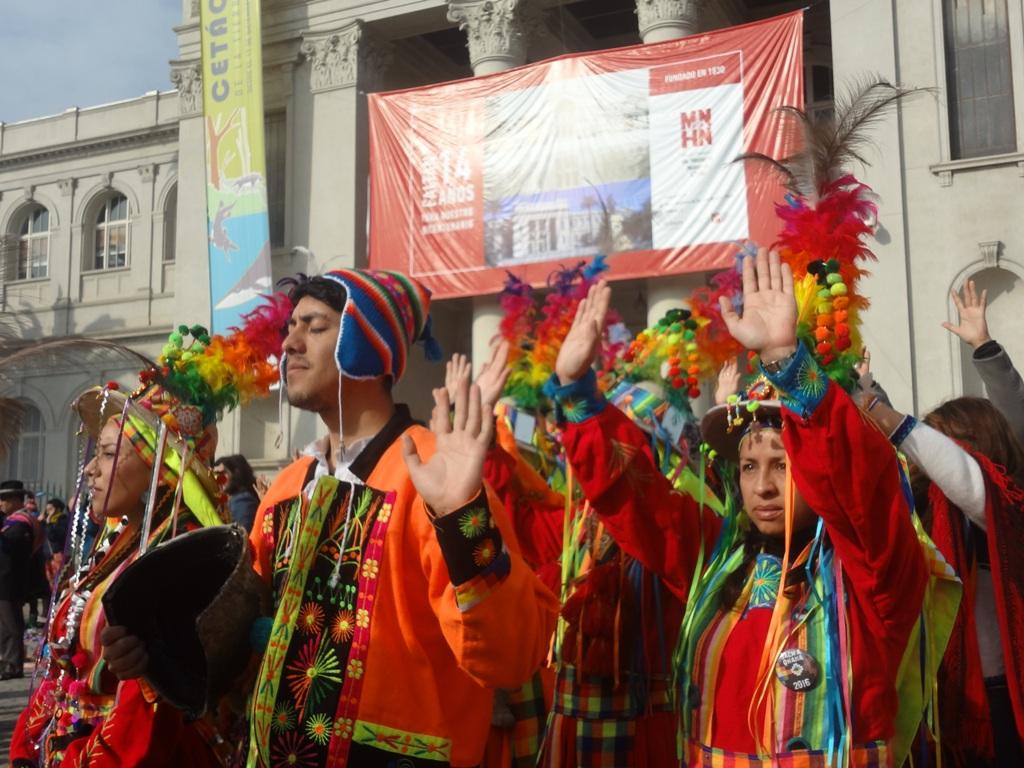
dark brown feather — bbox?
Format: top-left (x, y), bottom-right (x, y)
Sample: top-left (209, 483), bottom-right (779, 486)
top-left (736, 75), bottom-right (927, 200)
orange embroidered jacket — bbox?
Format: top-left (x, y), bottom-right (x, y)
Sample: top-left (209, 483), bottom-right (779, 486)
top-left (249, 405), bottom-right (559, 767)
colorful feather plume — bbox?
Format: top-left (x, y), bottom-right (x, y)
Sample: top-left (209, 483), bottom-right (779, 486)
top-left (499, 257), bottom-right (619, 411)
top-left (737, 76), bottom-right (920, 388)
top-left (151, 293), bottom-right (292, 429)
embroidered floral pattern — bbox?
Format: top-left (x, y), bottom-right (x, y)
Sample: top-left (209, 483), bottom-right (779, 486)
top-left (334, 716), bottom-right (354, 741)
top-left (748, 554), bottom-right (783, 610)
top-left (305, 713), bottom-right (332, 745)
top-left (473, 538), bottom-right (498, 567)
top-left (270, 730), bottom-right (320, 767)
top-left (254, 480), bottom-right (393, 768)
top-left (330, 610), bottom-right (355, 644)
top-left (271, 701), bottom-right (296, 734)
top-left (346, 658), bottom-right (364, 680)
top-left (352, 720), bottom-right (453, 761)
top-left (459, 508), bottom-right (489, 538)
top-left (298, 602), bottom-right (325, 636)
top-left (561, 397), bottom-right (591, 423)
top-left (360, 558), bottom-right (379, 579)
top-left (285, 637), bottom-right (343, 712)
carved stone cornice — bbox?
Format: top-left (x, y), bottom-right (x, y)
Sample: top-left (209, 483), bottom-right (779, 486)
top-left (299, 22), bottom-right (392, 94)
top-left (0, 126), bottom-right (178, 171)
top-left (635, 0), bottom-right (703, 43)
top-left (169, 59), bottom-right (202, 117)
top-left (448, 0), bottom-right (529, 75)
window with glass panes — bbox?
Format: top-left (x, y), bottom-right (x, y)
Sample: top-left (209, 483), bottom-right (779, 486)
top-left (943, 0), bottom-right (1017, 159)
top-left (17, 206), bottom-right (49, 280)
top-left (164, 186), bottom-right (177, 262)
top-left (2, 402), bottom-right (43, 488)
top-left (93, 194), bottom-right (129, 270)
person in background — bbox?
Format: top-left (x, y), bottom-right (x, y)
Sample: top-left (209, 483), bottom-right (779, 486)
top-left (0, 480), bottom-right (39, 679)
top-left (943, 279), bottom-right (1024, 443)
top-left (860, 390), bottom-right (1024, 766)
top-left (213, 455), bottom-right (260, 532)
top-left (42, 499), bottom-right (68, 592)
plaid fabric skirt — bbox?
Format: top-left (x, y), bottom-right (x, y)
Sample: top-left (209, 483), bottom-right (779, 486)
top-left (687, 739), bottom-right (890, 768)
top-left (537, 665), bottom-right (677, 768)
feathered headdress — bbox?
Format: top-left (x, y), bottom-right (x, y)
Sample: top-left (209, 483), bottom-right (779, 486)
top-left (738, 77), bottom-right (920, 388)
top-left (151, 292), bottom-right (292, 435)
top-left (499, 256), bottom-right (620, 411)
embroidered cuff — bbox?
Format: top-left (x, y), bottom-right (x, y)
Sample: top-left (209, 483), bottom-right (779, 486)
top-left (432, 489), bottom-right (510, 588)
top-left (760, 343), bottom-right (829, 418)
top-left (888, 414), bottom-right (918, 448)
top-left (543, 369), bottom-right (607, 424)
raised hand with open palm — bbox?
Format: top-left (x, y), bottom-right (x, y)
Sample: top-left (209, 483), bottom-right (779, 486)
top-left (402, 375), bottom-right (493, 517)
top-left (718, 248), bottom-right (797, 362)
top-left (555, 281), bottom-right (611, 385)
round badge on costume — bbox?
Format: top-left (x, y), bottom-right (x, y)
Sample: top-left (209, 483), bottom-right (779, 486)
top-left (774, 648), bottom-right (820, 692)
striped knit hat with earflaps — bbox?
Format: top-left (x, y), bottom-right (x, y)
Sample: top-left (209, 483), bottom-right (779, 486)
top-left (321, 269), bottom-right (442, 381)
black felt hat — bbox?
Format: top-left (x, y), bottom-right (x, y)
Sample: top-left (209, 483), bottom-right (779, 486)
top-left (102, 524), bottom-right (270, 718)
top-left (0, 480), bottom-right (29, 499)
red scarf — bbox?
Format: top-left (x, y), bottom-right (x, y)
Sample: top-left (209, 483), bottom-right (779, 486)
top-left (928, 449), bottom-right (1024, 762)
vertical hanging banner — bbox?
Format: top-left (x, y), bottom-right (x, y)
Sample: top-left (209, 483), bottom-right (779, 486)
top-left (368, 12), bottom-right (803, 299)
top-left (200, 0), bottom-right (273, 332)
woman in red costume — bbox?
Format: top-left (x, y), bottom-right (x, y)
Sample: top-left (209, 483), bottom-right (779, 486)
top-left (543, 250), bottom-right (950, 767)
top-left (9, 382), bottom-right (226, 768)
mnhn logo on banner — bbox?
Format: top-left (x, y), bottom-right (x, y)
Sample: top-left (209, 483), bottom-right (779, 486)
top-left (200, 0), bottom-right (273, 333)
top-left (368, 12), bottom-right (803, 299)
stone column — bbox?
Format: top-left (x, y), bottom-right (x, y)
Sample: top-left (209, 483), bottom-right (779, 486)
top-left (448, 0), bottom-right (530, 76)
top-left (448, 0), bottom-right (533, 371)
top-left (635, 0), bottom-right (703, 44)
top-left (168, 58), bottom-right (211, 327)
top-left (298, 21), bottom-right (391, 268)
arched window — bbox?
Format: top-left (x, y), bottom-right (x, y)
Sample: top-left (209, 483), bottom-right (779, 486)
top-left (91, 194), bottom-right (129, 270)
top-left (19, 206), bottom-right (50, 279)
top-left (11, 206), bottom-right (49, 280)
top-left (2, 401), bottom-right (44, 488)
top-left (163, 186), bottom-right (177, 263)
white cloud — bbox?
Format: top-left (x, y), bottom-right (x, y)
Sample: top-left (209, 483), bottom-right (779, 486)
top-left (0, 0), bottom-right (181, 123)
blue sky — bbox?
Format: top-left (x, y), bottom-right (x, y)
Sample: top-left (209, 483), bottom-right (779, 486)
top-left (0, 0), bottom-right (181, 123)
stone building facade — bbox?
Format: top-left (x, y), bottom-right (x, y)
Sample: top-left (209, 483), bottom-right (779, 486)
top-left (1, 0), bottom-right (1020, 498)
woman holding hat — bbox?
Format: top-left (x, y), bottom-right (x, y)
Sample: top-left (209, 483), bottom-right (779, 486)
top-left (547, 249), bottom-right (952, 766)
top-left (8, 383), bottom-right (226, 768)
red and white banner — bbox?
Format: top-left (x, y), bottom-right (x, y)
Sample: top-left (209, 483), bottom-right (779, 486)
top-left (368, 12), bottom-right (803, 299)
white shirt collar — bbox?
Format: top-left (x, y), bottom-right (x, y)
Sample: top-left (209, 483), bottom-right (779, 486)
top-left (301, 433), bottom-right (376, 492)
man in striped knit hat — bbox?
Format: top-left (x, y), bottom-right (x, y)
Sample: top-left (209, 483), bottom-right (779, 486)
top-left (104, 268), bottom-right (557, 768)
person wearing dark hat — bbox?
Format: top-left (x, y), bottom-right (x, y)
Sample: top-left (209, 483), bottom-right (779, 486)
top-left (545, 250), bottom-right (956, 765)
top-left (0, 479), bottom-right (37, 680)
